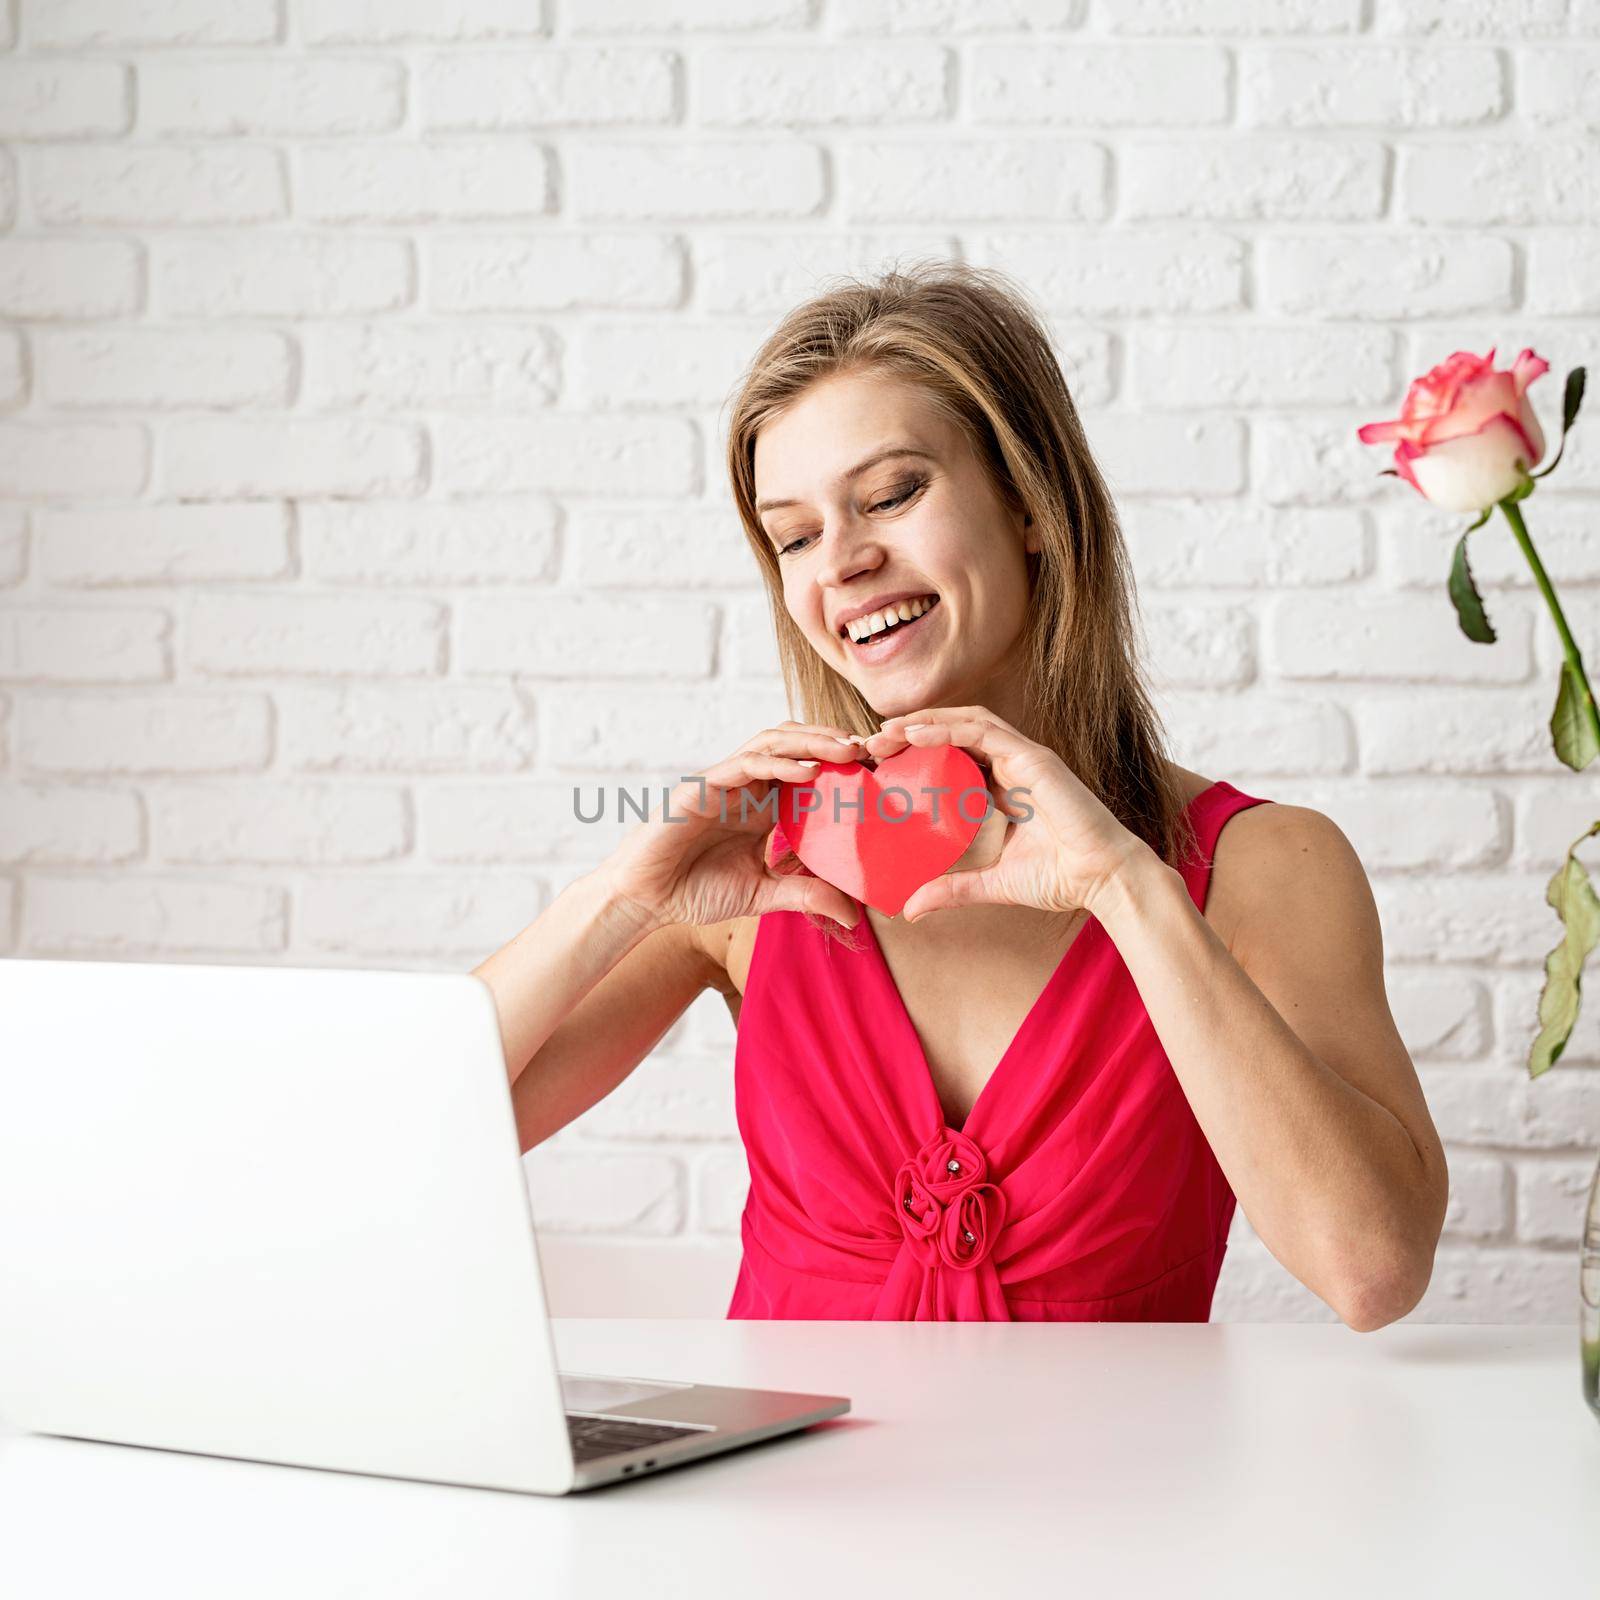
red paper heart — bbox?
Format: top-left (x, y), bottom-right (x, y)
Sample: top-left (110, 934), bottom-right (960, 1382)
top-left (774, 744), bottom-right (990, 917)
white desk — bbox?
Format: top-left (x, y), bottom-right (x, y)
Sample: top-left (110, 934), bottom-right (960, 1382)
top-left (2, 1320), bottom-right (1596, 1597)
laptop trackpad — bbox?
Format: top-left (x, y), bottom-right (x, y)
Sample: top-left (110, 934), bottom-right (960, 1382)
top-left (560, 1373), bottom-right (694, 1412)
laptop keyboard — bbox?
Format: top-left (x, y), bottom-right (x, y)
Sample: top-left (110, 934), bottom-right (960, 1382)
top-left (565, 1412), bottom-right (702, 1464)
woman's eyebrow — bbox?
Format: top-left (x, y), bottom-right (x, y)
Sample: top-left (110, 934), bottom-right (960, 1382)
top-left (755, 446), bottom-right (937, 514)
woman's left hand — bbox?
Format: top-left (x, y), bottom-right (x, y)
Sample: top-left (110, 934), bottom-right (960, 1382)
top-left (862, 705), bottom-right (1155, 924)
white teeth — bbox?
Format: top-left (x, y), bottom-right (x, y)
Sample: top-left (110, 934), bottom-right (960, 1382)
top-left (845, 595), bottom-right (936, 643)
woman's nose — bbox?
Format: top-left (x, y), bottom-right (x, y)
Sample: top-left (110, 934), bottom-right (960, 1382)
top-left (812, 514), bottom-right (886, 589)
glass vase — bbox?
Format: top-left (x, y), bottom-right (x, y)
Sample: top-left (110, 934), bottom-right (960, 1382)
top-left (1584, 1146), bottom-right (1600, 1422)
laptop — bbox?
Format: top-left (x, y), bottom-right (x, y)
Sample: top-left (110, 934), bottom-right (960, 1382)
top-left (0, 957), bottom-right (849, 1495)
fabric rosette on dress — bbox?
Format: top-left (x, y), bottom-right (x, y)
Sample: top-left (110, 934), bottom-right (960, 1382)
top-left (893, 1127), bottom-right (1008, 1272)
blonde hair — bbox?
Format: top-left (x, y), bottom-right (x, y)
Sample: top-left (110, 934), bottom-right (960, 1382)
top-left (723, 259), bottom-right (1200, 939)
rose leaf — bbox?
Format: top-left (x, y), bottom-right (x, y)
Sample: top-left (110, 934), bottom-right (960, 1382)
top-left (1551, 658), bottom-right (1600, 772)
top-left (1529, 823), bottom-right (1600, 1078)
top-left (1447, 527), bottom-right (1496, 644)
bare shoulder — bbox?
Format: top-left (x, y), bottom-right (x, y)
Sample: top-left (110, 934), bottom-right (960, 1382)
top-left (1207, 800), bottom-right (1376, 968)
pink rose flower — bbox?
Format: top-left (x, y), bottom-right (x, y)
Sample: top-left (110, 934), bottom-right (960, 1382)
top-left (894, 1163), bottom-right (943, 1265)
top-left (893, 1127), bottom-right (1007, 1270)
top-left (1358, 347), bottom-right (1549, 513)
top-left (915, 1128), bottom-right (989, 1202)
top-left (937, 1181), bottom-right (1008, 1272)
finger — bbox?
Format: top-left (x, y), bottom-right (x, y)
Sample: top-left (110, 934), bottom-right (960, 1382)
top-left (872, 706), bottom-right (958, 739)
top-left (894, 716), bottom-right (1034, 771)
top-left (788, 721), bottom-right (870, 743)
top-left (763, 868), bottom-right (860, 929)
top-left (865, 718), bottom-right (982, 767)
top-left (677, 754), bottom-right (819, 815)
top-left (861, 727), bottom-right (910, 761)
top-left (901, 867), bottom-right (1006, 923)
top-left (863, 707), bottom-right (971, 759)
top-left (748, 729), bottom-right (868, 762)
top-left (766, 721), bottom-right (870, 744)
top-left (702, 750), bottom-right (820, 785)
top-left (793, 733), bottom-right (870, 760)
top-left (880, 704), bottom-right (1025, 739)
top-left (764, 827), bottom-right (796, 871)
top-left (777, 721), bottom-right (862, 739)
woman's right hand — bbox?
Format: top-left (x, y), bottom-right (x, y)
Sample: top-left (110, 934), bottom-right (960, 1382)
top-left (601, 722), bottom-right (870, 931)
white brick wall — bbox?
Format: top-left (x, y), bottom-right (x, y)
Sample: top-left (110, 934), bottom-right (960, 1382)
top-left (3, 0), bottom-right (1598, 1325)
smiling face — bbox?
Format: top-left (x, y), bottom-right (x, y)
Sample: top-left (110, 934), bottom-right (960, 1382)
top-left (753, 370), bottom-right (1039, 723)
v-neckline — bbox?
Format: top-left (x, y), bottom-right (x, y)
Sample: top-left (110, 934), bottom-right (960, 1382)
top-left (856, 779), bottom-right (1222, 1137)
top-left (858, 903), bottom-right (1104, 1137)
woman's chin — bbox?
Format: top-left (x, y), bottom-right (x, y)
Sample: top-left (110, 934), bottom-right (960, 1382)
top-left (860, 674), bottom-right (950, 722)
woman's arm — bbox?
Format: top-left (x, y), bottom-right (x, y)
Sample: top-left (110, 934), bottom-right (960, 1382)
top-left (1089, 802), bottom-right (1449, 1333)
top-left (861, 704), bottom-right (1448, 1333)
top-left (471, 718), bottom-right (866, 1154)
top-left (472, 871), bottom-right (727, 1153)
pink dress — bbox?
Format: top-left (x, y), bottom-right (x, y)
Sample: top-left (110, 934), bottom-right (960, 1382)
top-left (725, 778), bottom-right (1274, 1321)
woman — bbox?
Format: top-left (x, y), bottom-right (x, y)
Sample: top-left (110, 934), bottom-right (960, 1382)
top-left (474, 262), bottom-right (1448, 1328)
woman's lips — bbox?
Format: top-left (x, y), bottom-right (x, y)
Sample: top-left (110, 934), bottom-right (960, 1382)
top-left (843, 597), bottom-right (940, 665)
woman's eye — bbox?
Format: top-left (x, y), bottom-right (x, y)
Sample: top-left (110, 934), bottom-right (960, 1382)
top-left (774, 479), bottom-right (924, 557)
top-left (871, 478), bottom-right (923, 514)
